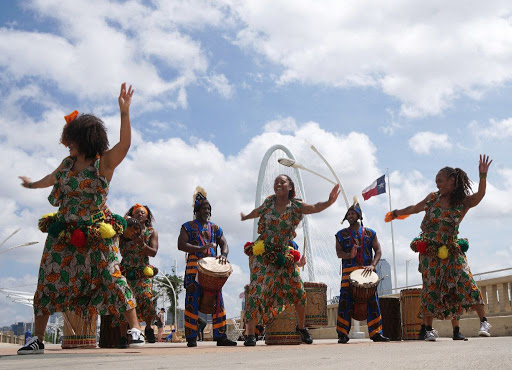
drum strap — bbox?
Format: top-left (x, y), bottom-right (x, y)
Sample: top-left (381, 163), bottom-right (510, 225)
top-left (349, 227), bottom-right (365, 266)
top-left (194, 220), bottom-right (212, 256)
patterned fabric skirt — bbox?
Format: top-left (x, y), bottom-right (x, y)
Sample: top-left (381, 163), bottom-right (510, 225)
top-left (418, 251), bottom-right (484, 319)
top-left (120, 272), bottom-right (154, 324)
top-left (245, 254), bottom-right (306, 325)
top-left (33, 233), bottom-right (136, 319)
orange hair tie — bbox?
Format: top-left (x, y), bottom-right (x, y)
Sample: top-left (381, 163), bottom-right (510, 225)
top-left (64, 110), bottom-right (79, 124)
top-left (133, 204), bottom-right (148, 215)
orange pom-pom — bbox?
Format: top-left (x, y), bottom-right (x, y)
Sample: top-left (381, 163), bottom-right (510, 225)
top-left (64, 110), bottom-right (79, 124)
top-left (385, 211), bottom-right (410, 223)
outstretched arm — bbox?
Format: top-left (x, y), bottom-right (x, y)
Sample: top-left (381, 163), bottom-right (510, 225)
top-left (241, 204), bottom-right (263, 221)
top-left (300, 184), bottom-right (340, 215)
top-left (463, 154), bottom-right (492, 210)
top-left (390, 193), bottom-right (431, 220)
top-left (100, 83), bottom-right (134, 180)
top-left (19, 162), bottom-right (65, 189)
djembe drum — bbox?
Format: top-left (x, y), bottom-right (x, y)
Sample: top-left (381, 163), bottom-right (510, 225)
top-left (265, 306), bottom-right (301, 345)
top-left (400, 288), bottom-right (422, 340)
top-left (304, 282), bottom-right (328, 327)
top-left (348, 269), bottom-right (380, 321)
top-left (197, 257), bottom-right (232, 314)
top-left (62, 311), bottom-right (97, 349)
top-left (99, 315), bottom-right (122, 348)
top-left (379, 296), bottom-right (402, 341)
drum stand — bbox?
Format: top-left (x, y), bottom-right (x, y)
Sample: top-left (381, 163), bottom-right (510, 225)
top-left (350, 320), bottom-right (365, 339)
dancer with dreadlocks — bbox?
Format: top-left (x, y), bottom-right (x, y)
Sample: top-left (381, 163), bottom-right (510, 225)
top-left (389, 155), bottom-right (493, 341)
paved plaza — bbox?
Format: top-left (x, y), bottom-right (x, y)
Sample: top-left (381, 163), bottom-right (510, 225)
top-left (0, 337), bottom-right (511, 369)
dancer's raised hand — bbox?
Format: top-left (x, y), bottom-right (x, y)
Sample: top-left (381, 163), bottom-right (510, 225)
top-left (479, 154), bottom-right (492, 174)
top-left (118, 82), bottom-right (134, 113)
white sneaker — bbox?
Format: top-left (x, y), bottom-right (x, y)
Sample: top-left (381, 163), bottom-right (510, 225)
top-left (17, 336), bottom-right (44, 355)
top-left (424, 330), bottom-right (437, 342)
top-left (478, 321), bottom-right (491, 337)
top-left (127, 328), bottom-right (145, 347)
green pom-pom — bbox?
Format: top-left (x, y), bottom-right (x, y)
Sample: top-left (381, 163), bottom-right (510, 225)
top-left (276, 254), bottom-right (286, 267)
top-left (457, 238), bottom-right (469, 253)
top-left (112, 214), bottom-right (127, 230)
top-left (127, 270), bottom-right (136, 281)
top-left (48, 221), bottom-right (65, 238)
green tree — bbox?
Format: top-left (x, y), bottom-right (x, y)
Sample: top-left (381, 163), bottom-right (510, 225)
top-left (154, 273), bottom-right (183, 325)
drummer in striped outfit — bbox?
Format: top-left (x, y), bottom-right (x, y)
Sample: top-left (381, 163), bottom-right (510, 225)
top-left (177, 187), bottom-right (237, 347)
top-left (335, 198), bottom-right (390, 343)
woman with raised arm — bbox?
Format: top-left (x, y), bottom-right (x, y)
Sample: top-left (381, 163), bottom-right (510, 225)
top-left (17, 83), bottom-right (145, 355)
top-left (389, 155), bottom-right (493, 341)
top-left (241, 174), bottom-right (339, 346)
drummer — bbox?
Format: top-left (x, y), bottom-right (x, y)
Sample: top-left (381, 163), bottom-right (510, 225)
top-left (177, 187), bottom-right (237, 347)
top-left (335, 198), bottom-right (390, 343)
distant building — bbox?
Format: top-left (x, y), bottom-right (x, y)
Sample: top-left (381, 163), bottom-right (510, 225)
top-left (376, 259), bottom-right (393, 296)
top-left (10, 322), bottom-right (25, 336)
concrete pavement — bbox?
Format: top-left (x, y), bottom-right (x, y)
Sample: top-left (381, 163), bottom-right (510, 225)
top-left (0, 337), bottom-right (510, 369)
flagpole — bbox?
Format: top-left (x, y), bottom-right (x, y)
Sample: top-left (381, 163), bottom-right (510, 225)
top-left (387, 168), bottom-right (398, 293)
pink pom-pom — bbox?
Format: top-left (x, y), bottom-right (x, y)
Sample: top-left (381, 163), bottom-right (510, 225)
top-left (416, 241), bottom-right (427, 254)
top-left (290, 249), bottom-right (301, 262)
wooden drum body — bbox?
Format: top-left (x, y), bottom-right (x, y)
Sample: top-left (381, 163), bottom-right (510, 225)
top-left (349, 270), bottom-right (379, 321)
top-left (197, 257), bottom-right (232, 314)
top-left (304, 282), bottom-right (328, 327)
top-left (379, 296), bottom-right (402, 341)
top-left (62, 311), bottom-right (97, 349)
top-left (99, 315), bottom-right (122, 348)
top-left (265, 306), bottom-right (301, 345)
top-left (400, 288), bottom-right (422, 340)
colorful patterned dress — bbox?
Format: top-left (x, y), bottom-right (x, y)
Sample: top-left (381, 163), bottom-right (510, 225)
top-left (119, 227), bottom-right (155, 322)
top-left (335, 227), bottom-right (383, 338)
top-left (245, 195), bottom-right (307, 325)
top-left (34, 156), bottom-right (136, 319)
top-left (417, 192), bottom-right (484, 319)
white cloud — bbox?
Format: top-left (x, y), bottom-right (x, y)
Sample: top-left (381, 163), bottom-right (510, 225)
top-left (204, 73), bottom-right (235, 98)
top-left (263, 116), bottom-right (298, 133)
top-left (408, 131), bottom-right (452, 154)
top-left (470, 117), bottom-right (512, 139)
top-left (231, 0), bottom-right (512, 117)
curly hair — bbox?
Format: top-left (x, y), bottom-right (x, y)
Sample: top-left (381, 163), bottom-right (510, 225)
top-left (439, 166), bottom-right (473, 207)
top-left (60, 114), bottom-right (109, 159)
top-left (125, 205), bottom-right (155, 227)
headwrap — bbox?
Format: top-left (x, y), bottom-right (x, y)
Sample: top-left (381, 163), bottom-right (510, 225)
top-left (132, 203), bottom-right (148, 215)
top-left (64, 110), bottom-right (79, 124)
top-left (193, 186), bottom-right (211, 216)
top-left (342, 196), bottom-right (363, 225)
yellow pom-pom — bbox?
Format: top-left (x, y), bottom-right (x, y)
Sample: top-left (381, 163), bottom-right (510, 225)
top-left (253, 240), bottom-right (265, 256)
top-left (58, 230), bottom-right (66, 239)
top-left (143, 266), bottom-right (154, 277)
top-left (437, 245), bottom-right (449, 259)
top-left (41, 212), bottom-right (57, 219)
top-left (99, 222), bottom-right (116, 239)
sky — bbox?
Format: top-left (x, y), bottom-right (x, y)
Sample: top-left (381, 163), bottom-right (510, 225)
top-left (0, 0), bottom-right (511, 327)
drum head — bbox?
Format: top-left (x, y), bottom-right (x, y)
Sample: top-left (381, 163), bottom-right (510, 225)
top-left (349, 269), bottom-right (379, 285)
top-left (198, 257), bottom-right (232, 276)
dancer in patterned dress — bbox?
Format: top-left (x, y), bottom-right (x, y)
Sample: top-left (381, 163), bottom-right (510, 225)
top-left (177, 187), bottom-right (237, 347)
top-left (241, 175), bottom-right (339, 346)
top-left (17, 83), bottom-right (145, 355)
top-left (390, 155), bottom-right (493, 341)
top-left (119, 204), bottom-right (159, 344)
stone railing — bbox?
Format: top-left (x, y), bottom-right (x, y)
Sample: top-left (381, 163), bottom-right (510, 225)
top-left (0, 332), bottom-right (24, 345)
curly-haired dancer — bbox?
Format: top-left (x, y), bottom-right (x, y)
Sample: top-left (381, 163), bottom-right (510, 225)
top-left (389, 155), bottom-right (493, 341)
top-left (17, 83), bottom-right (145, 354)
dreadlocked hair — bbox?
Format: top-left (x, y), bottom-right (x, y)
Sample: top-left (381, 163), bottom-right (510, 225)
top-left (61, 114), bottom-right (109, 159)
top-left (439, 166), bottom-right (473, 207)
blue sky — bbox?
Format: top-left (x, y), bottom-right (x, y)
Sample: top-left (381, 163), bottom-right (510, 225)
top-left (1, 0), bottom-right (511, 326)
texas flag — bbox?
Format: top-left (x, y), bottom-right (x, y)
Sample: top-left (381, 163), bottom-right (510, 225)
top-left (362, 175), bottom-right (386, 201)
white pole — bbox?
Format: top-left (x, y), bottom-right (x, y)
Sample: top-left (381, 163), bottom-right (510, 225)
top-left (406, 259), bottom-right (411, 289)
top-left (387, 168), bottom-right (398, 293)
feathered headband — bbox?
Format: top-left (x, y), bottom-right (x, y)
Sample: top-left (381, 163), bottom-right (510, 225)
top-left (193, 186), bottom-right (210, 215)
top-left (342, 196), bottom-right (363, 224)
